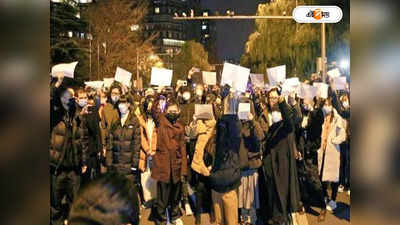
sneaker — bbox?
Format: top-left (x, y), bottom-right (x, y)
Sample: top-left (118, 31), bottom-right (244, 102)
top-left (185, 203), bottom-right (193, 216)
top-left (173, 218), bottom-right (184, 225)
top-left (338, 185), bottom-right (345, 193)
top-left (326, 200), bottom-right (337, 212)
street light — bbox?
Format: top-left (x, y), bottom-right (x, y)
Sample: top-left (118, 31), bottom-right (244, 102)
top-left (340, 59), bottom-right (349, 69)
top-left (130, 24), bottom-right (139, 31)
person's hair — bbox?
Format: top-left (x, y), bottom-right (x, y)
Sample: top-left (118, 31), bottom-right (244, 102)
top-left (118, 95), bottom-right (131, 104)
top-left (109, 83), bottom-right (122, 96)
top-left (68, 173), bottom-right (139, 225)
top-left (323, 97), bottom-right (333, 106)
top-left (75, 88), bottom-right (87, 97)
top-left (167, 98), bottom-right (180, 109)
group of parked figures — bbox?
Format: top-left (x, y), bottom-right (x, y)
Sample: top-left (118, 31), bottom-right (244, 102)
top-left (50, 71), bottom-right (350, 225)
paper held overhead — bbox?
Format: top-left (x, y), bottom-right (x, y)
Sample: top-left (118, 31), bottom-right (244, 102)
top-left (51, 61), bottom-right (78, 78)
top-left (267, 65), bottom-right (286, 86)
top-left (150, 67), bottom-right (173, 86)
top-left (313, 82), bottom-right (329, 99)
top-left (103, 78), bottom-right (115, 88)
top-left (298, 83), bottom-right (318, 100)
top-left (202, 71), bottom-right (217, 85)
top-left (238, 103), bottom-right (251, 120)
top-left (85, 81), bottom-right (104, 89)
top-left (221, 62), bottom-right (250, 93)
top-left (327, 68), bottom-right (341, 78)
top-left (332, 76), bottom-right (347, 91)
top-left (280, 77), bottom-right (301, 96)
top-left (195, 104), bottom-right (214, 120)
top-left (250, 74), bottom-right (265, 88)
top-left (114, 67), bottom-right (132, 87)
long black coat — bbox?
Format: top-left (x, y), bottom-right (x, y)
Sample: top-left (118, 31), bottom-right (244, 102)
top-left (262, 102), bottom-right (302, 223)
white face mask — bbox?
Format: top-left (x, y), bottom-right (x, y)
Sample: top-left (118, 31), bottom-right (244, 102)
top-left (111, 95), bottom-right (119, 103)
top-left (183, 92), bottom-right (191, 101)
top-left (323, 105), bottom-right (332, 115)
top-left (78, 99), bottom-right (87, 108)
top-left (118, 103), bottom-right (129, 115)
top-left (342, 101), bottom-right (349, 108)
top-left (196, 90), bottom-right (203, 96)
top-left (271, 111), bottom-right (282, 123)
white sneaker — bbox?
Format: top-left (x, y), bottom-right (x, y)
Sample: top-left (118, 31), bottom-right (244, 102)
top-left (338, 185), bottom-right (345, 193)
top-left (173, 218), bottom-right (184, 225)
top-left (326, 200), bottom-right (337, 212)
top-left (185, 203), bottom-right (193, 216)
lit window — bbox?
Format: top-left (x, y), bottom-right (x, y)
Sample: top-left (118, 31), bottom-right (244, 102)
top-left (205, 34), bottom-right (210, 38)
top-left (155, 7), bottom-right (160, 14)
top-left (202, 25), bottom-right (207, 30)
top-left (203, 11), bottom-right (208, 17)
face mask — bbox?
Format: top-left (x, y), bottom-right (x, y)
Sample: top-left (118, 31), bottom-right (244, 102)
top-left (111, 95), bottom-right (119, 104)
top-left (183, 92), bottom-right (191, 101)
top-left (271, 111), bottom-right (282, 124)
top-left (196, 90), bottom-right (203, 96)
top-left (78, 99), bottom-right (87, 108)
top-left (118, 103), bottom-right (129, 115)
top-left (323, 105), bottom-right (332, 115)
top-left (342, 101), bottom-right (349, 109)
top-left (303, 104), bottom-right (313, 112)
top-left (165, 113), bottom-right (180, 124)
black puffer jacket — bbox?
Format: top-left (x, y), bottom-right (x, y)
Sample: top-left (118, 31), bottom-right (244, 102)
top-left (50, 108), bottom-right (88, 172)
top-left (106, 110), bottom-right (141, 176)
top-left (209, 115), bottom-right (241, 193)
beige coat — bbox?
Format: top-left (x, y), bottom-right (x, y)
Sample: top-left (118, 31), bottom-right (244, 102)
top-left (318, 109), bottom-right (347, 182)
top-left (191, 119), bottom-right (216, 176)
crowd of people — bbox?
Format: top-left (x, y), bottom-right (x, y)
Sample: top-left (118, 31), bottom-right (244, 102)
top-left (50, 68), bottom-right (350, 225)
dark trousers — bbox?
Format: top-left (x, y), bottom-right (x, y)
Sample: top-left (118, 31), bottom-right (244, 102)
top-left (193, 173), bottom-right (213, 223)
top-left (339, 142), bottom-right (350, 188)
top-left (150, 179), bottom-right (182, 224)
top-left (125, 174), bottom-right (140, 225)
top-left (50, 170), bottom-right (80, 225)
top-left (81, 156), bottom-right (100, 186)
top-left (322, 182), bottom-right (339, 201)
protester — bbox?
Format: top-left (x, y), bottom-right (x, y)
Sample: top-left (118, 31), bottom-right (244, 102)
top-left (297, 97), bottom-right (327, 221)
top-left (262, 88), bottom-right (302, 225)
top-left (208, 86), bottom-right (241, 225)
top-left (50, 85), bottom-right (88, 225)
top-left (318, 97), bottom-right (347, 212)
top-left (149, 99), bottom-right (187, 225)
top-left (103, 94), bottom-right (141, 224)
top-left (237, 97), bottom-right (265, 225)
top-left (50, 61), bottom-right (350, 225)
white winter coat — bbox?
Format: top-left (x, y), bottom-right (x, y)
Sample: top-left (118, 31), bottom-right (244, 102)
top-left (318, 109), bottom-right (347, 182)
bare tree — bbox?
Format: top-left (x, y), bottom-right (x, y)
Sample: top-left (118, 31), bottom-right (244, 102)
top-left (87, 0), bottom-right (157, 81)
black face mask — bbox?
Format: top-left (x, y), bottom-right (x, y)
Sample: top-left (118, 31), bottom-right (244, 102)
top-left (165, 113), bottom-right (180, 124)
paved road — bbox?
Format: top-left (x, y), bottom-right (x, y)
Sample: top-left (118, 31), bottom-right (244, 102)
top-left (139, 191), bottom-right (350, 225)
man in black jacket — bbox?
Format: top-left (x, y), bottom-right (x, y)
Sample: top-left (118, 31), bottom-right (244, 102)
top-left (106, 95), bottom-right (141, 225)
top-left (50, 85), bottom-right (88, 225)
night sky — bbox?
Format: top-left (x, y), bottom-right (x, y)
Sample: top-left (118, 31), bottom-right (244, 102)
top-left (200, 0), bottom-right (265, 62)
